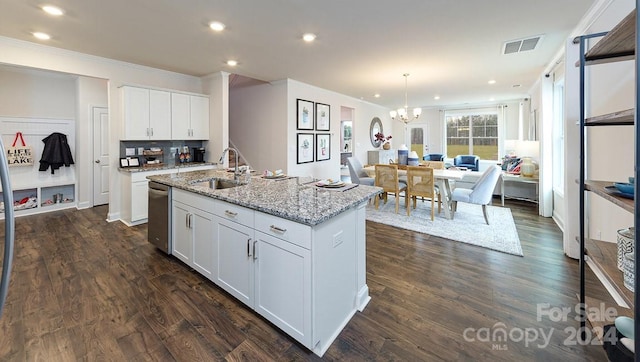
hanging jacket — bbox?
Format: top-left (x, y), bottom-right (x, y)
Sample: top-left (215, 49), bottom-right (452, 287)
top-left (39, 132), bottom-right (74, 174)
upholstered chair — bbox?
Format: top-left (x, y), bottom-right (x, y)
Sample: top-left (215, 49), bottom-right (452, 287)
top-left (406, 166), bottom-right (436, 220)
top-left (375, 164), bottom-right (407, 214)
top-left (347, 157), bottom-right (375, 186)
top-left (453, 155), bottom-right (480, 171)
top-left (423, 153), bottom-right (445, 161)
top-left (451, 165), bottom-right (501, 224)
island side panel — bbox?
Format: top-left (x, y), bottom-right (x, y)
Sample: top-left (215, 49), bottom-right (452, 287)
top-left (312, 206), bottom-right (359, 357)
top-left (355, 201), bottom-right (370, 310)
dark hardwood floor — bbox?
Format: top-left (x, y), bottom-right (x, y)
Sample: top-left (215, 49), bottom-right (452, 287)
top-left (0, 199), bottom-right (613, 361)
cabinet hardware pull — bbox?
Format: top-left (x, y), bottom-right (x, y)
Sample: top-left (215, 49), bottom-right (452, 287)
top-left (247, 238), bottom-right (251, 257)
top-left (225, 210), bottom-right (238, 217)
top-left (270, 225), bottom-right (287, 233)
top-left (253, 240), bottom-right (257, 260)
top-left (150, 128), bottom-right (154, 136)
top-left (185, 213), bottom-right (189, 228)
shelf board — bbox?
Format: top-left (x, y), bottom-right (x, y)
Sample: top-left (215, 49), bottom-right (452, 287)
top-left (584, 180), bottom-right (634, 214)
top-left (585, 109), bottom-right (634, 126)
top-left (584, 9), bottom-right (636, 65)
top-left (585, 238), bottom-right (635, 309)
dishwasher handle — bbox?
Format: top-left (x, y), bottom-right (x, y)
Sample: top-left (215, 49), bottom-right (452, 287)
top-left (149, 182), bottom-right (169, 197)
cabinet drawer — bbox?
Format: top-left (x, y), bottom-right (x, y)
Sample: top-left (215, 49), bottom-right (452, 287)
top-left (173, 188), bottom-right (215, 214)
top-left (214, 200), bottom-right (254, 227)
top-left (255, 211), bottom-right (311, 249)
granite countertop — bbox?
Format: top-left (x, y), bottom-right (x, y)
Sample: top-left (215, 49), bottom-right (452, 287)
top-left (119, 162), bottom-right (217, 173)
top-left (148, 169), bottom-right (382, 226)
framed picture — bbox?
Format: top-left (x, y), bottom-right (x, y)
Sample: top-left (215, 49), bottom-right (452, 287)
top-left (315, 103), bottom-right (330, 131)
top-left (119, 157), bottom-right (140, 168)
top-left (297, 133), bottom-right (314, 164)
top-left (297, 99), bottom-right (315, 130)
top-left (316, 134), bottom-right (330, 161)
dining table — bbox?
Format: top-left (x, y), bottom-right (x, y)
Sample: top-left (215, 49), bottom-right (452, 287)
top-left (362, 165), bottom-right (468, 220)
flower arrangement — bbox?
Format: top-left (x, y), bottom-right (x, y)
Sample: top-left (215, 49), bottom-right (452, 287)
top-left (374, 132), bottom-right (392, 144)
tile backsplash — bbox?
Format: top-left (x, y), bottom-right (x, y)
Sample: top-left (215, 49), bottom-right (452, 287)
top-left (120, 140), bottom-right (206, 166)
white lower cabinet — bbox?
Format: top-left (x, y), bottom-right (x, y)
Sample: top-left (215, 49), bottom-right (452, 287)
top-left (171, 189), bottom-right (216, 279)
top-left (215, 216), bottom-right (254, 305)
top-left (169, 190), bottom-right (364, 356)
top-left (254, 230), bottom-right (311, 345)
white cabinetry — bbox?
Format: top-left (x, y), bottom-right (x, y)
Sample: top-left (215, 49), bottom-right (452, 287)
top-left (120, 165), bottom-right (214, 226)
top-left (171, 93), bottom-right (210, 140)
top-left (122, 86), bottom-right (171, 140)
top-left (172, 188), bottom-right (216, 279)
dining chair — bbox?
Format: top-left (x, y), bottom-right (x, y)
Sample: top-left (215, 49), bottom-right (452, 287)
top-left (347, 157), bottom-right (375, 186)
top-left (419, 161), bottom-right (445, 213)
top-left (451, 165), bottom-right (501, 224)
top-left (375, 164), bottom-right (407, 214)
top-left (406, 166), bottom-right (436, 220)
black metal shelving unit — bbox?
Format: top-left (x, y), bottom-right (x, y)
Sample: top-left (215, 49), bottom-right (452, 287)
top-left (577, 5), bottom-right (639, 359)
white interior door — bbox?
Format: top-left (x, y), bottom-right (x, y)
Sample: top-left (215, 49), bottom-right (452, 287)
top-left (93, 107), bottom-right (109, 206)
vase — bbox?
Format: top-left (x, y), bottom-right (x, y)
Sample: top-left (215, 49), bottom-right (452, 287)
top-left (520, 157), bottom-right (535, 177)
top-left (383, 143), bottom-right (390, 150)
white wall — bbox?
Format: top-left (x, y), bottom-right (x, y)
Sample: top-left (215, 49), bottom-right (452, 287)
top-left (563, 0), bottom-right (635, 258)
top-left (76, 76), bottom-right (108, 209)
top-left (286, 79), bottom-right (391, 180)
top-left (229, 80), bottom-right (287, 172)
top-left (0, 64), bottom-right (76, 118)
top-left (0, 36), bottom-right (204, 222)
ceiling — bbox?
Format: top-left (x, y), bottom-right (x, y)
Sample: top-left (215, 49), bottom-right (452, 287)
top-left (0, 0), bottom-right (598, 110)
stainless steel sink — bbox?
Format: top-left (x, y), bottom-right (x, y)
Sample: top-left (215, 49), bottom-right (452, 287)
top-left (191, 178), bottom-right (242, 190)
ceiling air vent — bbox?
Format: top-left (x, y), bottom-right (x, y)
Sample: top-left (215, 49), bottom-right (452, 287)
top-left (503, 35), bottom-right (544, 54)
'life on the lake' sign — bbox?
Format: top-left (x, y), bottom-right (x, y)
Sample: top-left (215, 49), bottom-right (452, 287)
top-left (7, 132), bottom-right (34, 167)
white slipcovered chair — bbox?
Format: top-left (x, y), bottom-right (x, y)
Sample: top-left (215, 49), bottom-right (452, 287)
top-left (347, 157), bottom-right (375, 186)
top-left (451, 165), bottom-right (501, 224)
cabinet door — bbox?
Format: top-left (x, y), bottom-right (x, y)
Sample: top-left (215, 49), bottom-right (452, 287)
top-left (215, 218), bottom-right (254, 307)
top-left (189, 95), bottom-right (210, 140)
top-left (122, 86), bottom-right (150, 140)
top-left (171, 92), bottom-right (190, 140)
top-left (131, 180), bottom-right (149, 222)
top-left (192, 210), bottom-right (216, 280)
top-left (172, 201), bottom-right (192, 265)
top-left (149, 89), bottom-right (171, 140)
top-left (254, 231), bottom-right (311, 346)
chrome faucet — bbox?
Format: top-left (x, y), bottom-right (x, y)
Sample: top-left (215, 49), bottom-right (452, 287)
top-left (219, 147), bottom-right (240, 182)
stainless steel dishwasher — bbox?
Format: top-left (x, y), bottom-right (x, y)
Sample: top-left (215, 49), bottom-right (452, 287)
top-left (148, 181), bottom-right (171, 253)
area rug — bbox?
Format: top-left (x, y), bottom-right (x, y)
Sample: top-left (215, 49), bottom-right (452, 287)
top-left (366, 195), bottom-right (523, 256)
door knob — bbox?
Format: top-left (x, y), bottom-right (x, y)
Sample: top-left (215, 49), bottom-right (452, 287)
top-left (95, 160), bottom-right (100, 163)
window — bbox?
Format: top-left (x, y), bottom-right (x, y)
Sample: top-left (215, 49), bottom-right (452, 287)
top-left (553, 79), bottom-right (565, 193)
top-left (445, 111), bottom-right (498, 160)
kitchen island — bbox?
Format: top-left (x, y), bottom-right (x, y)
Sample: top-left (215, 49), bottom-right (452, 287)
top-left (147, 169), bottom-right (380, 357)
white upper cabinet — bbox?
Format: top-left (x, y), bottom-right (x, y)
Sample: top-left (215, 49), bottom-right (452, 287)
top-left (171, 93), bottom-right (210, 140)
top-left (189, 95), bottom-right (210, 140)
top-left (122, 85), bottom-right (209, 141)
top-left (122, 86), bottom-right (171, 140)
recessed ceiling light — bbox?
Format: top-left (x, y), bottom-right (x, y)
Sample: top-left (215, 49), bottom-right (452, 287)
top-left (226, 60), bottom-right (238, 66)
top-left (513, 84), bottom-right (521, 88)
top-left (42, 5), bottom-right (64, 16)
top-left (489, 97), bottom-right (495, 101)
top-left (434, 95), bottom-right (440, 100)
top-left (209, 21), bottom-right (225, 32)
top-left (374, 93), bottom-right (380, 98)
top-left (302, 33), bottom-right (316, 42)
top-left (488, 79), bottom-right (496, 85)
top-left (33, 32), bottom-right (51, 40)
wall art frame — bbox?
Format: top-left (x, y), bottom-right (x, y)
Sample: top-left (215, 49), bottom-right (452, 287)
top-left (316, 134), bottom-right (330, 162)
top-left (297, 133), bottom-right (314, 164)
top-left (296, 99), bottom-right (315, 130)
top-left (315, 103), bottom-right (330, 131)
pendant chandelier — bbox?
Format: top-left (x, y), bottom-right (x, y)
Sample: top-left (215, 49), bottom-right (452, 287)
top-left (390, 73), bottom-right (422, 124)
